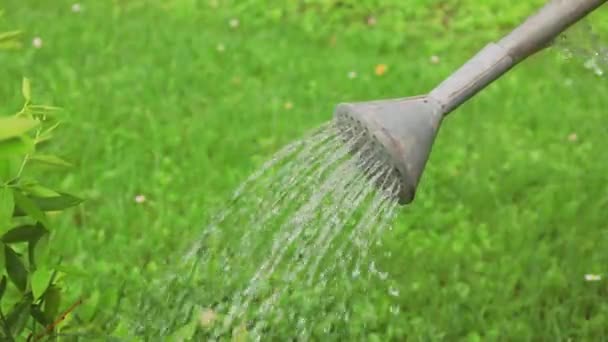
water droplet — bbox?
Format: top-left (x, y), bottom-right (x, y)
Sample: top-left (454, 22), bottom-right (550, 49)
top-left (296, 317), bottom-right (307, 330)
top-left (369, 261), bottom-right (377, 274)
top-left (389, 305), bottom-right (400, 315)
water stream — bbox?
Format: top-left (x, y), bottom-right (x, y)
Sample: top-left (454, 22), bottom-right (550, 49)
top-left (116, 120), bottom-right (403, 340)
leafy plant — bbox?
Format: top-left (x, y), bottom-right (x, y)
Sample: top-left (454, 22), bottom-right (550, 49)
top-left (0, 78), bottom-right (83, 341)
top-left (0, 11), bottom-right (22, 51)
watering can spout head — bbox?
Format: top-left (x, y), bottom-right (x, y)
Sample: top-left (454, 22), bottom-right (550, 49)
top-left (333, 95), bottom-right (444, 205)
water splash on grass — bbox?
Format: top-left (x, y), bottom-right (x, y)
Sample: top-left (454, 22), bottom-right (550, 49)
top-left (116, 120), bottom-right (403, 339)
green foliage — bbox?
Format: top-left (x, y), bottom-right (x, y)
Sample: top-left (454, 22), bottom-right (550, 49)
top-left (0, 30), bottom-right (22, 50)
top-left (0, 79), bottom-right (82, 340)
top-left (0, 11), bottom-right (22, 51)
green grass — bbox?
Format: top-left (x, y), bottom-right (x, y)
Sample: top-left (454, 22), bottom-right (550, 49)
top-left (1, 0), bottom-right (608, 340)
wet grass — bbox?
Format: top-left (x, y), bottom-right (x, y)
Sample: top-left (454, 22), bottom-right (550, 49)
top-left (1, 0), bottom-right (608, 340)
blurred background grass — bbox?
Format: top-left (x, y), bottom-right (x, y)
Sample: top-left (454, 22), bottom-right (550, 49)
top-left (1, 0), bottom-right (608, 340)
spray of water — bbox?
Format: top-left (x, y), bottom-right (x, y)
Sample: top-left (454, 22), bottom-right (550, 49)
top-left (556, 19), bottom-right (608, 75)
top-left (109, 120), bottom-right (403, 340)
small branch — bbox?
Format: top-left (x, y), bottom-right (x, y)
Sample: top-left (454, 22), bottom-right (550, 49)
top-left (28, 298), bottom-right (84, 341)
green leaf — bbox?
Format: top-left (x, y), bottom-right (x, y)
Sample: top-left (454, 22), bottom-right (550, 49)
top-left (43, 286), bottom-right (61, 322)
top-left (31, 266), bottom-right (53, 300)
top-left (0, 276), bottom-right (6, 301)
top-left (21, 78), bottom-right (31, 103)
top-left (0, 117), bottom-right (38, 141)
top-left (55, 265), bottom-right (88, 278)
top-left (112, 320), bottom-right (131, 337)
top-left (26, 192), bottom-right (83, 213)
top-left (0, 250), bottom-right (4, 276)
top-left (6, 293), bottom-right (32, 336)
top-left (35, 122), bottom-right (61, 144)
top-left (0, 157), bottom-right (20, 183)
top-left (12, 190), bottom-right (49, 227)
top-left (1, 224), bottom-right (48, 244)
top-left (27, 105), bottom-right (62, 112)
top-left (169, 321), bottom-right (198, 341)
top-left (30, 304), bottom-right (48, 326)
top-left (28, 154), bottom-right (73, 168)
top-left (0, 31), bottom-right (21, 43)
top-left (16, 181), bottom-right (59, 197)
top-left (0, 40), bottom-right (22, 50)
top-left (232, 322), bottom-right (249, 342)
top-left (0, 187), bottom-right (14, 232)
top-left (79, 290), bottom-right (100, 321)
top-left (0, 136), bottom-right (35, 159)
top-left (4, 245), bottom-right (28, 293)
top-left (29, 233), bottom-right (49, 268)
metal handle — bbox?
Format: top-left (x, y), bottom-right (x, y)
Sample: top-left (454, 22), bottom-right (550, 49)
top-left (429, 0), bottom-right (607, 115)
top-left (499, 0), bottom-right (606, 63)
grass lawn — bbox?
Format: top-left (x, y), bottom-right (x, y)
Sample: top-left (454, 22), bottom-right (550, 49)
top-left (1, 0), bottom-right (608, 340)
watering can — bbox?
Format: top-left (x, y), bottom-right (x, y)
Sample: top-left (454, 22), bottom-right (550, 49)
top-left (334, 0), bottom-right (606, 204)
